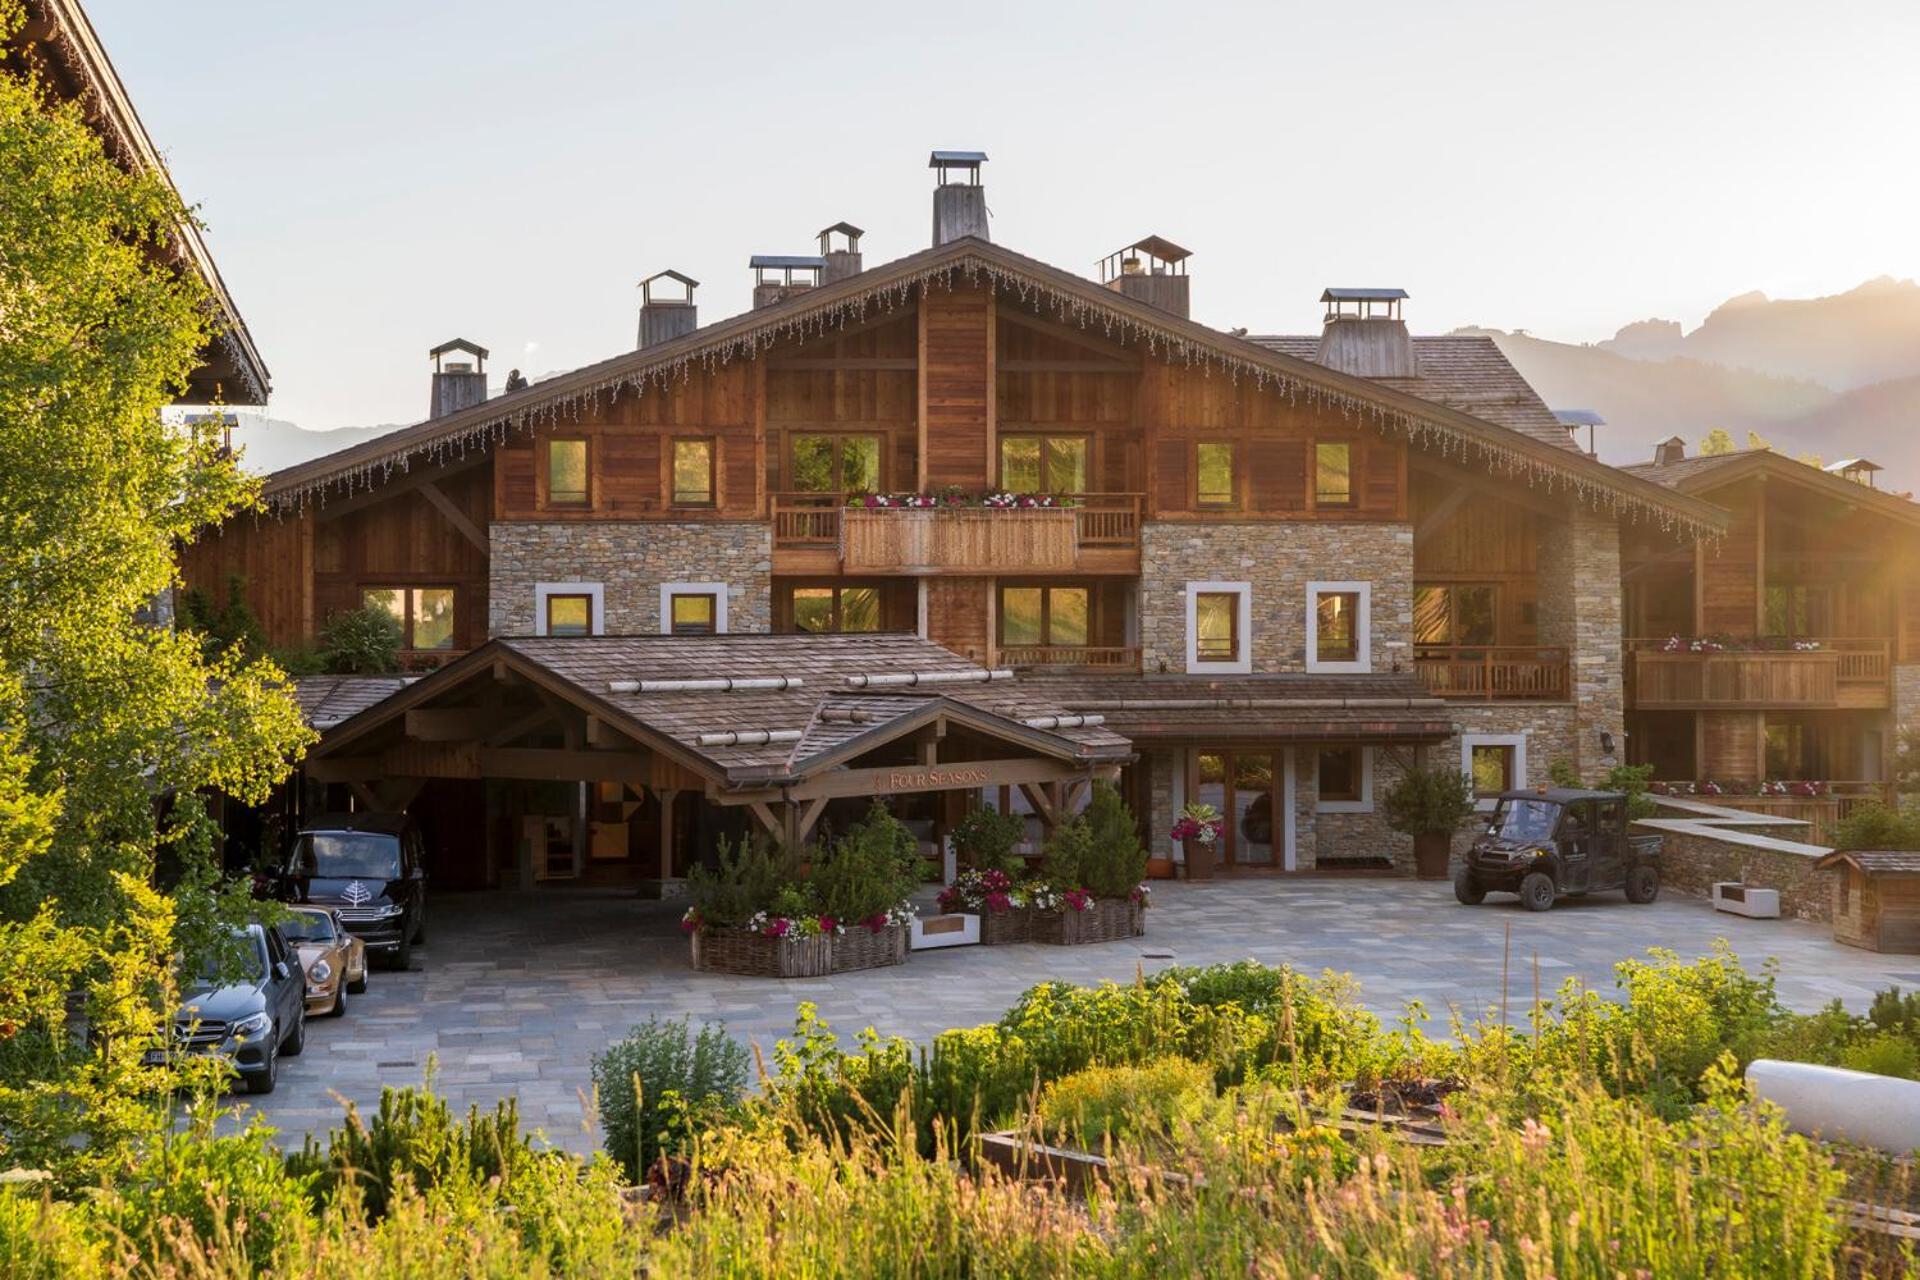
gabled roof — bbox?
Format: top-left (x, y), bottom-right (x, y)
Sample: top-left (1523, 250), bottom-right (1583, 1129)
top-left (1815, 849), bottom-right (1920, 876)
top-left (1245, 334), bottom-right (1577, 451)
top-left (429, 337), bottom-right (489, 360)
top-left (258, 235), bottom-right (1724, 536)
top-left (1321, 287), bottom-right (1408, 302)
top-left (6, 0), bottom-right (269, 404)
top-left (1622, 448), bottom-right (1920, 531)
top-left (311, 633), bottom-right (1132, 790)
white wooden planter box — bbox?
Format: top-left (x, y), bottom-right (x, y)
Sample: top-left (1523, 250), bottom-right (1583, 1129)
top-left (1712, 881), bottom-right (1781, 919)
top-left (910, 912), bottom-right (979, 950)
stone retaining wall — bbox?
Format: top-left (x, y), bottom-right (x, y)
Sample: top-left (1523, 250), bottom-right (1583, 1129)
top-left (488, 521), bottom-right (771, 636)
top-left (1635, 819), bottom-right (1832, 922)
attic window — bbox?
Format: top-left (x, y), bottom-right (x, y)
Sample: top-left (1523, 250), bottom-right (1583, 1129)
top-left (547, 438), bottom-right (589, 507)
top-left (1315, 442), bottom-right (1353, 506)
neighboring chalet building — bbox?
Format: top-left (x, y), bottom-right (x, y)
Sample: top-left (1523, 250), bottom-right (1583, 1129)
top-left (181, 156), bottom-right (1729, 887)
top-left (1619, 441), bottom-right (1920, 816)
top-left (4, 0), bottom-right (271, 407)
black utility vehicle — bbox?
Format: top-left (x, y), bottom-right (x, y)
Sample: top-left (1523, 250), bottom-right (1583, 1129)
top-left (269, 812), bottom-right (428, 969)
top-left (155, 923), bottom-right (307, 1094)
top-left (1454, 788), bottom-right (1662, 912)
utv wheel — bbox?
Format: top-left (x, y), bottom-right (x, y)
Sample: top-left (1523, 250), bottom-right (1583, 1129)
top-left (246, 1045), bottom-right (277, 1095)
top-left (1519, 871), bottom-right (1556, 912)
top-left (1625, 864), bottom-right (1661, 904)
top-left (281, 1006), bottom-right (305, 1056)
top-left (1453, 866), bottom-right (1486, 905)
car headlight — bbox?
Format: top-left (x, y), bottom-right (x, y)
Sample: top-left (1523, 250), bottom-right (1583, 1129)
top-left (307, 960), bottom-right (332, 983)
top-left (368, 904), bottom-right (403, 918)
top-left (231, 1012), bottom-right (272, 1040)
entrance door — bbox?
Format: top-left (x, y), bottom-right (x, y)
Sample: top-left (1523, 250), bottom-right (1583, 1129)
top-left (1194, 751), bottom-right (1279, 868)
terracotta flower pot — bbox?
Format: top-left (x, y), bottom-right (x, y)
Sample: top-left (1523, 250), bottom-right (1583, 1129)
top-left (1413, 831), bottom-right (1452, 881)
top-left (1144, 856), bottom-right (1177, 881)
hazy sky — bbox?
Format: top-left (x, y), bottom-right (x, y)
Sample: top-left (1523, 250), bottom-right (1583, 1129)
top-left (90, 0), bottom-right (1920, 432)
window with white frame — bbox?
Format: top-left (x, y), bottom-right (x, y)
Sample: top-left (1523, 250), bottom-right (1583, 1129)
top-left (533, 582), bottom-right (604, 637)
top-left (1184, 581), bottom-right (1251, 674)
top-left (1315, 745), bottom-right (1374, 813)
top-left (660, 581), bottom-right (729, 635)
top-left (1461, 732), bottom-right (1528, 809)
top-left (1306, 581), bottom-right (1371, 673)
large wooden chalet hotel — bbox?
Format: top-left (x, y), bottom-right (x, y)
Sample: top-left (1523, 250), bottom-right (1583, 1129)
top-left (184, 154), bottom-right (1920, 888)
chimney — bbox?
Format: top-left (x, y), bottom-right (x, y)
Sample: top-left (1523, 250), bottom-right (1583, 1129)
top-left (1099, 235), bottom-right (1191, 319)
top-left (929, 150), bottom-right (989, 245)
top-left (428, 339), bottom-right (489, 419)
top-left (1653, 436), bottom-right (1688, 467)
top-left (818, 222), bottom-right (864, 283)
top-left (750, 255), bottom-right (824, 309)
top-left (1314, 289), bottom-right (1416, 378)
top-left (638, 270), bottom-right (699, 348)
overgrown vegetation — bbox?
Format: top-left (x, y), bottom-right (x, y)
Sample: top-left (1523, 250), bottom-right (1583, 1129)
top-left (1832, 801), bottom-right (1920, 851)
top-left (10, 947), bottom-right (1920, 1276)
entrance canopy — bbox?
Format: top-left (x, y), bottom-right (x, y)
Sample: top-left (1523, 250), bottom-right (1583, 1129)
top-left (300, 634), bottom-right (1133, 843)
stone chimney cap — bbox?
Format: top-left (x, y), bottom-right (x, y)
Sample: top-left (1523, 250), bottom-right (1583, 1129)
top-left (817, 221), bottom-right (864, 241)
top-left (1553, 409), bottom-right (1607, 427)
top-left (748, 255), bottom-right (826, 271)
top-left (928, 149), bottom-right (987, 167)
top-left (639, 269), bottom-right (699, 291)
top-left (1320, 288), bottom-right (1408, 303)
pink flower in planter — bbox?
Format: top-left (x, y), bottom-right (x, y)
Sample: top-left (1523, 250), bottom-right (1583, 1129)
top-left (984, 890), bottom-right (1012, 913)
top-left (936, 887), bottom-right (963, 913)
top-left (1063, 889), bottom-right (1093, 913)
top-left (863, 912), bottom-right (889, 933)
top-left (817, 915), bottom-right (839, 935)
top-left (680, 907), bottom-right (703, 935)
top-left (762, 917), bottom-right (791, 939)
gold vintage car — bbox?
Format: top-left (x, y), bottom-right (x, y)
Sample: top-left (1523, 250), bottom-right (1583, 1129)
top-left (281, 905), bottom-right (367, 1016)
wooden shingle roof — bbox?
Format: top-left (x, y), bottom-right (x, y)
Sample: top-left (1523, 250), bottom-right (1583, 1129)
top-left (1018, 672), bottom-right (1457, 742)
top-left (1816, 849), bottom-right (1920, 876)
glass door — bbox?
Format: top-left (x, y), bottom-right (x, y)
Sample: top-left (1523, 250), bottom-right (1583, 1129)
top-left (1194, 750), bottom-right (1277, 867)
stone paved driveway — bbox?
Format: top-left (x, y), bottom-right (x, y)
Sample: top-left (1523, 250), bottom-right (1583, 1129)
top-left (240, 880), bottom-right (1920, 1152)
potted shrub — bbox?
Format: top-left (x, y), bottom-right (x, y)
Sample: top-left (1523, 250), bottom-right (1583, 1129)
top-left (1170, 802), bottom-right (1222, 881)
top-left (1382, 765), bottom-right (1476, 880)
top-left (948, 806), bottom-right (1026, 874)
top-left (1032, 785), bottom-right (1150, 945)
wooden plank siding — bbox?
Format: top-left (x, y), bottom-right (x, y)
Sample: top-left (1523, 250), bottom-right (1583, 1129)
top-left (919, 284), bottom-right (994, 490)
top-left (1410, 481), bottom-right (1540, 646)
top-left (178, 509), bottom-right (314, 645)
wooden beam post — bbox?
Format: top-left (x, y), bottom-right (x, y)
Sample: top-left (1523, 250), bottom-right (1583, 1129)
top-left (656, 788), bottom-right (678, 881)
top-left (418, 478), bottom-right (489, 554)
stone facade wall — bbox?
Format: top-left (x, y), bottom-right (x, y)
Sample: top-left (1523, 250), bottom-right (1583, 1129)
top-left (1536, 509), bottom-right (1624, 778)
top-left (487, 522), bottom-right (772, 637)
top-left (1895, 665), bottom-right (1920, 775)
top-left (1138, 521), bottom-right (1413, 675)
top-left (1310, 747), bottom-right (1413, 871)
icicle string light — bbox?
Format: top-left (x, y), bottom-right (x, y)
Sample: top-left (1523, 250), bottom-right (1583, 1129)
top-left (262, 252), bottom-right (1719, 541)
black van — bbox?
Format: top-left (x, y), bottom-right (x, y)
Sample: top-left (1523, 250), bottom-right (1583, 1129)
top-left (271, 812), bottom-right (428, 969)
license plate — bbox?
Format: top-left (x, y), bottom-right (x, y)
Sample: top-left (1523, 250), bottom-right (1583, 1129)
top-left (142, 1049), bottom-right (168, 1066)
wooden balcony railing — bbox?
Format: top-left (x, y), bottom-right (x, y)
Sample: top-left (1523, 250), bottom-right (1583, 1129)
top-left (1411, 646), bottom-right (1570, 701)
top-left (770, 493), bottom-right (1143, 574)
top-left (998, 644), bottom-right (1142, 672)
top-left (1649, 782), bottom-right (1892, 846)
top-left (1627, 638), bottom-right (1891, 710)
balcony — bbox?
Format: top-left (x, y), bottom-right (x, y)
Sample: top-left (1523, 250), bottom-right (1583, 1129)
top-left (999, 644), bottom-right (1142, 672)
top-left (771, 493), bottom-right (1143, 576)
top-left (1628, 638), bottom-right (1891, 711)
top-left (1411, 646), bottom-right (1570, 701)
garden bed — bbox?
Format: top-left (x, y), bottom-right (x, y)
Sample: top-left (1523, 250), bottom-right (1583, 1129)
top-left (1032, 896), bottom-right (1143, 946)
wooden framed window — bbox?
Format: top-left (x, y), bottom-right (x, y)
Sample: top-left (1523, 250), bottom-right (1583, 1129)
top-left (789, 584), bottom-right (883, 633)
top-left (1314, 441), bottom-right (1354, 507)
top-left (1470, 743), bottom-right (1516, 796)
top-left (997, 584), bottom-right (1090, 648)
top-left (1414, 584), bottom-right (1497, 647)
top-left (1194, 441), bottom-right (1238, 508)
top-left (790, 433), bottom-right (882, 494)
top-left (1314, 591), bottom-right (1361, 664)
top-left (544, 593), bottom-right (593, 637)
top-left (545, 437), bottom-right (590, 507)
top-left (1318, 747), bottom-right (1362, 803)
top-left (1194, 591), bottom-right (1240, 662)
top-left (360, 586), bottom-right (456, 651)
top-left (668, 592), bottom-right (717, 635)
top-left (671, 437), bottom-right (716, 507)
top-left (999, 435), bottom-right (1089, 494)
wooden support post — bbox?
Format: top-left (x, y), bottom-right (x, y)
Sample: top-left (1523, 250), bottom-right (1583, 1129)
top-left (795, 795), bottom-right (830, 846)
top-left (656, 788), bottom-right (679, 881)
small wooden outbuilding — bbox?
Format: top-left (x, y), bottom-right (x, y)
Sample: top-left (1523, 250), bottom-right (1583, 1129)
top-left (1815, 850), bottom-right (1920, 953)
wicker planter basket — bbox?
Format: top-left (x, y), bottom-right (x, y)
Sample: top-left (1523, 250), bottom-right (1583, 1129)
top-left (1033, 897), bottom-right (1145, 946)
top-left (977, 907), bottom-right (1033, 946)
top-left (830, 922), bottom-right (909, 973)
top-left (690, 929), bottom-right (832, 978)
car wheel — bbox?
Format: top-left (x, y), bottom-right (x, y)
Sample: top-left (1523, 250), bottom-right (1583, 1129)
top-left (392, 933), bottom-right (413, 972)
top-left (411, 907), bottom-right (425, 946)
top-left (348, 970), bottom-right (367, 994)
top-left (1519, 871), bottom-right (1555, 912)
top-left (330, 985), bottom-right (348, 1017)
top-left (1453, 866), bottom-right (1486, 905)
top-left (1625, 864), bottom-right (1661, 904)
top-left (282, 1005), bottom-right (305, 1056)
top-left (246, 1044), bottom-right (277, 1095)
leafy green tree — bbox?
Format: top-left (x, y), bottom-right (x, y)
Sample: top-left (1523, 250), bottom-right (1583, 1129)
top-left (1699, 428), bottom-right (1737, 456)
top-left (318, 603), bottom-right (404, 674)
top-left (0, 2), bottom-right (311, 1183)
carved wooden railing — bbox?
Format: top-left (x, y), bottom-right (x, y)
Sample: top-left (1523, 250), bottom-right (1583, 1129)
top-left (770, 493), bottom-right (1144, 573)
top-left (1411, 646), bottom-right (1570, 701)
top-left (1627, 638), bottom-right (1891, 709)
top-left (998, 645), bottom-right (1142, 671)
